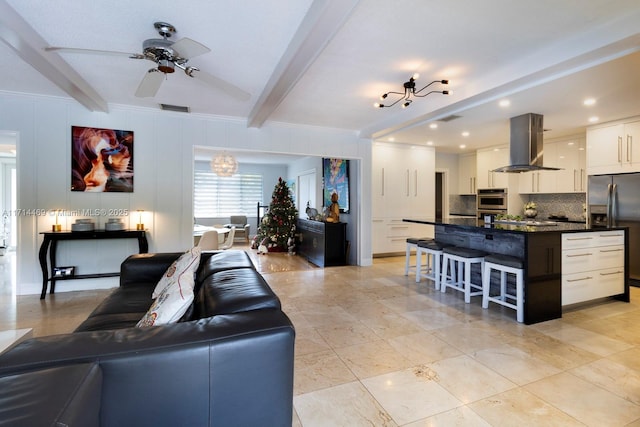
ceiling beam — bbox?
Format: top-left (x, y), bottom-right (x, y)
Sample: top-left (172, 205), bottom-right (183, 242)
top-left (247, 0), bottom-right (360, 128)
top-left (0, 0), bottom-right (108, 112)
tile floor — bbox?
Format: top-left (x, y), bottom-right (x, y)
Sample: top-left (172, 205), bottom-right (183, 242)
top-left (1, 247), bottom-right (640, 426)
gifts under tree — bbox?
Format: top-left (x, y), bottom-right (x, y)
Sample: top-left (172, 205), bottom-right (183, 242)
top-left (253, 177), bottom-right (298, 252)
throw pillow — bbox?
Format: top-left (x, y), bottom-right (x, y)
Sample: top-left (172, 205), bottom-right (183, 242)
top-left (152, 246), bottom-right (201, 299)
top-left (137, 272), bottom-right (195, 327)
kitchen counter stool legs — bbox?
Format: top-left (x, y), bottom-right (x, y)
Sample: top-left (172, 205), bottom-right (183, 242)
top-left (440, 247), bottom-right (486, 303)
top-left (482, 254), bottom-right (524, 322)
top-left (416, 240), bottom-right (452, 290)
top-left (404, 237), bottom-right (431, 277)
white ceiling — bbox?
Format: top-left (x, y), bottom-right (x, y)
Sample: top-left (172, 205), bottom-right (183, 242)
top-left (2, 0), bottom-right (640, 159)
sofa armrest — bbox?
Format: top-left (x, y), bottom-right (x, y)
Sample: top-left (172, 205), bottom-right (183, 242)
top-left (0, 311), bottom-right (295, 427)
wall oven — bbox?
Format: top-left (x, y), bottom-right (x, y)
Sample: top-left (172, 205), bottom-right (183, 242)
top-left (477, 188), bottom-right (508, 218)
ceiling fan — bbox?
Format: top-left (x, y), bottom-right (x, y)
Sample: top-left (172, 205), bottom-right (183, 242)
top-left (44, 21), bottom-right (251, 101)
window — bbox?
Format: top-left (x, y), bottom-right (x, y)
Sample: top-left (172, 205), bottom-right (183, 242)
top-left (194, 171), bottom-right (263, 217)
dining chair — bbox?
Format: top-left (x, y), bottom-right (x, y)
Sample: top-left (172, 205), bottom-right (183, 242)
top-left (219, 226), bottom-right (236, 250)
top-left (197, 230), bottom-right (219, 250)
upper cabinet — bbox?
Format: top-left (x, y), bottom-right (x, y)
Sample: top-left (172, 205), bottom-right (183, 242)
top-left (476, 145), bottom-right (509, 189)
top-left (457, 153), bottom-right (477, 195)
top-left (519, 137), bottom-right (586, 194)
top-left (587, 119), bottom-right (640, 174)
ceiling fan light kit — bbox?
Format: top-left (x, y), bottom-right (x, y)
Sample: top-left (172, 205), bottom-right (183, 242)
top-left (44, 21), bottom-right (251, 101)
top-left (375, 76), bottom-right (449, 108)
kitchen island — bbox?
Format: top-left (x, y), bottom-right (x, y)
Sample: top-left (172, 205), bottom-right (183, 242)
top-left (403, 217), bottom-right (629, 324)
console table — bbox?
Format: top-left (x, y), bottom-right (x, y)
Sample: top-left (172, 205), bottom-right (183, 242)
top-left (39, 230), bottom-right (148, 299)
top-left (297, 219), bottom-right (347, 267)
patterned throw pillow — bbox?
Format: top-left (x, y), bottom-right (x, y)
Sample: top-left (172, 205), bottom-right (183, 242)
top-left (152, 246), bottom-right (201, 299)
top-left (137, 273), bottom-right (195, 327)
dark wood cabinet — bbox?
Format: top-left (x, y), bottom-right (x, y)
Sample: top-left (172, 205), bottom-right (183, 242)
top-left (297, 219), bottom-right (347, 267)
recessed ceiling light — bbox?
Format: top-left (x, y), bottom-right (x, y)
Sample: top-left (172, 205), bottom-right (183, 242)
top-left (499, 99), bottom-right (510, 107)
top-left (583, 98), bottom-right (596, 106)
top-left (568, 142), bottom-right (575, 146)
top-left (429, 123), bottom-right (438, 129)
top-left (589, 116), bottom-right (599, 123)
top-left (461, 131), bottom-right (470, 137)
top-left (426, 141), bottom-right (434, 146)
top-left (459, 144), bottom-right (466, 149)
top-left (388, 137), bottom-right (395, 142)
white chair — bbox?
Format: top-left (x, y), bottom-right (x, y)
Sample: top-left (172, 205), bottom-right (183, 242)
top-left (219, 226), bottom-right (236, 250)
top-left (197, 230), bottom-right (219, 250)
top-left (482, 254), bottom-right (525, 323)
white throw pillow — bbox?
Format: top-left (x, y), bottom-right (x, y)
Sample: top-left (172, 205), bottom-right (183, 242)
top-left (152, 246), bottom-right (201, 299)
top-left (137, 272), bottom-right (195, 327)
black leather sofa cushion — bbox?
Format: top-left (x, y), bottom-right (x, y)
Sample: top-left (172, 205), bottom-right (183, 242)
top-left (0, 363), bottom-right (102, 427)
top-left (195, 250), bottom-right (255, 284)
top-left (195, 268), bottom-right (281, 318)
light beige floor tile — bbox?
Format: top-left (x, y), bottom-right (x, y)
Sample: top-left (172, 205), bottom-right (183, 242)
top-left (608, 347), bottom-right (640, 371)
top-left (362, 367), bottom-right (462, 425)
top-left (294, 327), bottom-right (332, 356)
top-left (404, 406), bottom-right (492, 427)
top-left (359, 313), bottom-right (424, 340)
top-left (400, 308), bottom-right (463, 331)
top-left (294, 349), bottom-right (357, 395)
top-left (469, 387), bottom-right (584, 427)
top-left (432, 323), bottom-right (512, 353)
top-left (314, 321), bottom-right (379, 349)
top-left (539, 324), bottom-right (634, 357)
top-left (570, 358), bottom-right (640, 405)
top-left (425, 355), bottom-right (517, 404)
top-left (294, 381), bottom-right (397, 427)
top-left (472, 343), bottom-right (562, 385)
top-left (525, 372), bottom-right (640, 427)
top-left (387, 331), bottom-right (462, 365)
top-left (334, 340), bottom-right (414, 379)
top-left (301, 305), bottom-right (359, 328)
top-left (379, 294), bottom-right (444, 313)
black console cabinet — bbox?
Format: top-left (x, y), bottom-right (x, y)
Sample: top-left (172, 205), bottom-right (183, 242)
top-left (297, 219), bottom-right (347, 267)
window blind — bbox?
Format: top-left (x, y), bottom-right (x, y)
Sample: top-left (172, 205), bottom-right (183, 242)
top-left (194, 171), bottom-right (263, 217)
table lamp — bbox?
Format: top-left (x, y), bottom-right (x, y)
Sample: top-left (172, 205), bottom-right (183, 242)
top-left (136, 210), bottom-right (144, 230)
top-left (52, 209), bottom-right (61, 232)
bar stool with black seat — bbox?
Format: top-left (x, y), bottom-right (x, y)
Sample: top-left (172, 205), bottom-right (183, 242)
top-left (415, 240), bottom-right (453, 290)
top-left (404, 236), bottom-right (431, 277)
top-left (440, 246), bottom-right (486, 303)
top-left (482, 254), bottom-right (524, 323)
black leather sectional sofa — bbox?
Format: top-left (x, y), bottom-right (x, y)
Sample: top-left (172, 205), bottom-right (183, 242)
top-left (0, 250), bottom-right (295, 427)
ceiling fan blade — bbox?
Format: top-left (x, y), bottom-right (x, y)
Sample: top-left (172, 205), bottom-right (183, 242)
top-left (171, 38), bottom-right (210, 59)
top-left (135, 69), bottom-right (164, 97)
top-left (45, 46), bottom-right (144, 59)
top-left (193, 70), bottom-right (251, 101)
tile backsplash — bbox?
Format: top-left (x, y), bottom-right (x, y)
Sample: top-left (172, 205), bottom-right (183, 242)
top-left (449, 193), bottom-right (587, 221)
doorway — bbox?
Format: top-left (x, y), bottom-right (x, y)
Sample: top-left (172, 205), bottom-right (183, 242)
top-left (435, 170), bottom-right (448, 220)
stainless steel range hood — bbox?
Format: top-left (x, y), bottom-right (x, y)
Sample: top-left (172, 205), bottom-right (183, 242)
top-left (493, 113), bottom-right (561, 173)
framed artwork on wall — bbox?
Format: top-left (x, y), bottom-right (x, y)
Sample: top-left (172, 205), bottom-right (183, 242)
top-left (71, 126), bottom-right (134, 192)
top-left (322, 158), bottom-right (350, 213)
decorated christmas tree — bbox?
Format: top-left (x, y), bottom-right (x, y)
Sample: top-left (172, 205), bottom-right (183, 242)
top-left (253, 177), bottom-right (298, 252)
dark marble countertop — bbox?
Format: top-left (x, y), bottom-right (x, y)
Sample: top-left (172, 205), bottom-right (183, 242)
top-left (403, 217), bottom-right (624, 234)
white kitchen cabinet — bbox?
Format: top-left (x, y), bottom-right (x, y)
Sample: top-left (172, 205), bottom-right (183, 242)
top-left (372, 143), bottom-right (435, 254)
top-left (476, 145), bottom-right (509, 189)
top-left (523, 137), bottom-right (586, 194)
top-left (587, 119), bottom-right (640, 174)
top-left (518, 169), bottom-right (556, 194)
top-left (561, 230), bottom-right (625, 306)
top-left (457, 153), bottom-right (477, 195)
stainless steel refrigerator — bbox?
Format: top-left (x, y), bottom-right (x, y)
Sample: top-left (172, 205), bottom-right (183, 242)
top-left (588, 173), bottom-right (640, 285)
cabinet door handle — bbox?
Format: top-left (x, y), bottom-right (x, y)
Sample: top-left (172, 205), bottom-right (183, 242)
top-left (600, 270), bottom-right (623, 276)
top-left (415, 170), bottom-right (418, 196)
top-left (580, 169), bottom-right (585, 191)
top-left (567, 276), bottom-right (592, 282)
top-left (566, 253), bottom-right (592, 257)
top-left (531, 174), bottom-right (534, 192)
top-left (628, 134), bottom-right (633, 163)
top-left (618, 136), bottom-right (623, 163)
top-left (406, 169), bottom-right (410, 196)
top-left (566, 236), bottom-right (593, 241)
top-left (599, 248), bottom-right (623, 253)
top-left (599, 234), bottom-right (623, 238)
top-left (381, 167), bottom-right (385, 196)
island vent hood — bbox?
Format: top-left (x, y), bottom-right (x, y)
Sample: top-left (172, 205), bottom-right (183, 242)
top-left (493, 113), bottom-right (561, 173)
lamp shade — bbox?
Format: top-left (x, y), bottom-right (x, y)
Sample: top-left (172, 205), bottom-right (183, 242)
top-left (211, 153), bottom-right (238, 177)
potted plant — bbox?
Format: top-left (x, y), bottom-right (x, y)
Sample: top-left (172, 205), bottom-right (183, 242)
top-left (524, 201), bottom-right (538, 218)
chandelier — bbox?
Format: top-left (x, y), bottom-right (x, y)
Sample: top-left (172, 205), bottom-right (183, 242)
top-left (375, 74), bottom-right (449, 108)
top-left (210, 152), bottom-right (238, 177)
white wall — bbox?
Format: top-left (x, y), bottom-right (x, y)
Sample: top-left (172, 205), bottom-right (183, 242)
top-left (0, 91), bottom-right (373, 295)
top-left (436, 152), bottom-right (459, 193)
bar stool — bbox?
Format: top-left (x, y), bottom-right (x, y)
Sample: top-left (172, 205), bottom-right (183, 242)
top-left (404, 237), bottom-right (431, 276)
top-left (440, 247), bottom-right (486, 303)
top-left (482, 254), bottom-right (524, 323)
top-left (415, 240), bottom-right (453, 290)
